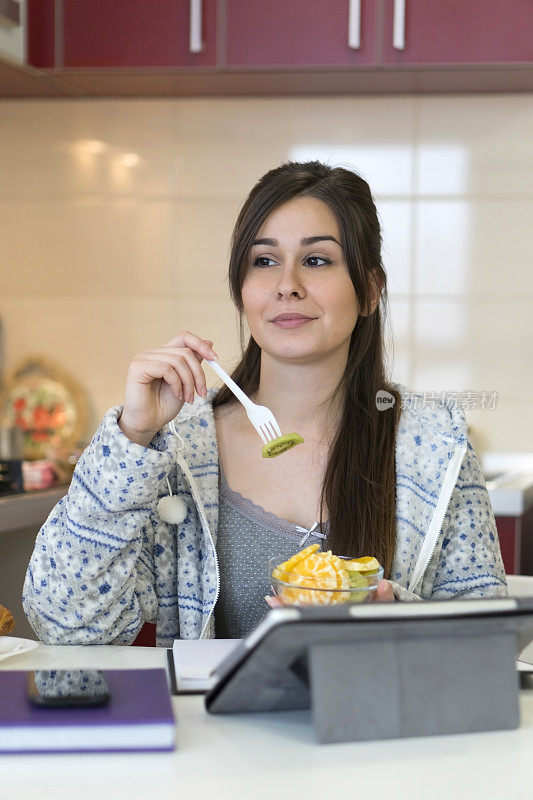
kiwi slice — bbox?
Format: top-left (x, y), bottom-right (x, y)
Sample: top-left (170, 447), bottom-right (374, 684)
top-left (262, 432), bottom-right (304, 458)
top-left (347, 571), bottom-right (368, 589)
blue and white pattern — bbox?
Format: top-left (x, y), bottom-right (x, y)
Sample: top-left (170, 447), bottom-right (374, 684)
top-left (22, 383), bottom-right (507, 647)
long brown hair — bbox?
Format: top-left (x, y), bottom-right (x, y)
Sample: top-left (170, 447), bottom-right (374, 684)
top-left (212, 161), bottom-right (401, 577)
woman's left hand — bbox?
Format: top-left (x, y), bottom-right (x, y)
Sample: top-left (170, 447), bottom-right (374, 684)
top-left (376, 578), bottom-right (395, 602)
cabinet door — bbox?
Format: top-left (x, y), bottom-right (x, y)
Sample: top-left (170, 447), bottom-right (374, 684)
top-left (225, 0), bottom-right (377, 67)
top-left (27, 0), bottom-right (55, 68)
top-left (382, 0), bottom-right (533, 65)
top-left (63, 0), bottom-right (218, 68)
top-left (495, 516), bottom-right (520, 575)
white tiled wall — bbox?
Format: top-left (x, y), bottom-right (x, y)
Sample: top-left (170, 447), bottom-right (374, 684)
top-left (0, 95), bottom-right (531, 455)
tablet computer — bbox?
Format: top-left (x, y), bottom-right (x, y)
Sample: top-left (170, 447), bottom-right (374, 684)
top-left (205, 597), bottom-right (533, 742)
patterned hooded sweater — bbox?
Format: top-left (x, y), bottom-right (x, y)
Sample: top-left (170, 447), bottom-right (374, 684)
top-left (23, 384), bottom-right (507, 647)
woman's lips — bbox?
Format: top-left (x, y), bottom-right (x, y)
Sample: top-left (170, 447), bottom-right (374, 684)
top-left (272, 317), bottom-right (315, 329)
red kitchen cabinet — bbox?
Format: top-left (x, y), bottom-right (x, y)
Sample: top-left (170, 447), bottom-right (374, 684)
top-left (225, 0), bottom-right (377, 67)
top-left (61, 0), bottom-right (218, 68)
top-left (23, 0), bottom-right (533, 95)
top-left (381, 0), bottom-right (533, 66)
top-left (495, 504), bottom-right (533, 576)
top-left (132, 622), bottom-right (156, 647)
top-left (27, 0), bottom-right (55, 68)
top-left (496, 516), bottom-right (522, 575)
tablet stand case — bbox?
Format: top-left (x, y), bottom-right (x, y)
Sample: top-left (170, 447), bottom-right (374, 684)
top-left (207, 608), bottom-right (533, 745)
top-left (309, 625), bottom-right (519, 743)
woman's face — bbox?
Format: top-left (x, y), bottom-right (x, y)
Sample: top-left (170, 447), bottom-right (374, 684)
top-left (241, 196), bottom-right (360, 363)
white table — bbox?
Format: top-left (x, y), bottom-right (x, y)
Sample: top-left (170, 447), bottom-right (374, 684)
top-left (2, 642), bottom-right (533, 800)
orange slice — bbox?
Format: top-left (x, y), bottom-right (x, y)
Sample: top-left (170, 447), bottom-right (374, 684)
top-left (344, 556), bottom-right (381, 574)
top-left (277, 544), bottom-right (320, 573)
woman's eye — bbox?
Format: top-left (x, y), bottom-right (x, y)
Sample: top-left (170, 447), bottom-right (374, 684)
top-left (305, 256), bottom-right (330, 267)
top-left (253, 256), bottom-right (276, 268)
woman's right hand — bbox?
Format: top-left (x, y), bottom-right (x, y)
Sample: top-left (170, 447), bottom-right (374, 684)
top-left (118, 331), bottom-right (218, 444)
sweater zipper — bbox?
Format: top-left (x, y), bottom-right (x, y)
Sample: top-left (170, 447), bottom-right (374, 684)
top-left (175, 453), bottom-right (220, 640)
top-left (407, 442), bottom-right (467, 593)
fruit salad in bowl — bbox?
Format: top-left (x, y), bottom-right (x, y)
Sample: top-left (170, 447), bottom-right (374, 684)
top-left (269, 544), bottom-right (383, 606)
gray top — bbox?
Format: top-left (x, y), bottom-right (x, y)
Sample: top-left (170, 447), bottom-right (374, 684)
top-left (214, 464), bottom-right (328, 639)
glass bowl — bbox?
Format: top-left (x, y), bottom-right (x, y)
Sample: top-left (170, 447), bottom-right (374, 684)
top-left (269, 554), bottom-right (384, 607)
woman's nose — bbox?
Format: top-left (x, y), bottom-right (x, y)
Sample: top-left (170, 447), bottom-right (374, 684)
top-left (277, 286), bottom-right (302, 298)
top-left (275, 270), bottom-right (304, 298)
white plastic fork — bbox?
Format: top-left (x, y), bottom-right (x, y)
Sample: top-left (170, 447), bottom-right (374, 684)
top-left (205, 359), bottom-right (282, 446)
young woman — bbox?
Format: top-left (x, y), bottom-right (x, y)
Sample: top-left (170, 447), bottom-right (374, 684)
top-left (23, 161), bottom-right (507, 646)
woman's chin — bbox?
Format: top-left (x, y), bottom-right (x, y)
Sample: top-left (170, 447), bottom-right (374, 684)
top-left (261, 342), bottom-right (324, 362)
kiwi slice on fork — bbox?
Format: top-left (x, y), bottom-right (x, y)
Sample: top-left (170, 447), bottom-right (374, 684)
top-left (262, 432), bottom-right (304, 458)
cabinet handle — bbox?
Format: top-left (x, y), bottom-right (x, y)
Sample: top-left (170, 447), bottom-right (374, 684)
top-left (348, 0), bottom-right (361, 50)
top-left (393, 0), bottom-right (406, 50)
top-left (189, 0), bottom-right (203, 53)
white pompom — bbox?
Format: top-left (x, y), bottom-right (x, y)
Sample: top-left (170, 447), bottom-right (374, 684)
top-left (157, 495), bottom-right (188, 524)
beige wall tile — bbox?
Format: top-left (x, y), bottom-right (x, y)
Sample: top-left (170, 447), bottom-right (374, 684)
top-left (0, 99), bottom-right (182, 196)
top-left (378, 200), bottom-right (412, 296)
top-left (174, 96), bottom-right (415, 197)
top-left (174, 97), bottom-right (415, 147)
top-left (413, 299), bottom-right (533, 408)
top-left (465, 395), bottom-right (532, 455)
top-left (172, 197), bottom-right (242, 297)
top-left (415, 199), bottom-right (533, 297)
top-left (416, 94), bottom-right (533, 196)
top-left (1, 197), bottom-right (179, 297)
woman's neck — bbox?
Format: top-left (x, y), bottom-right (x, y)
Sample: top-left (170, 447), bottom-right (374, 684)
top-left (250, 345), bottom-right (348, 442)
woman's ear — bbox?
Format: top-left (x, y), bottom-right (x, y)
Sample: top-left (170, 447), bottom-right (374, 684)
top-left (361, 270), bottom-right (384, 316)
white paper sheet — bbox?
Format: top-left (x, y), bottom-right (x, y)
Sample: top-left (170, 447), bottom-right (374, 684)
top-left (172, 639), bottom-right (240, 691)
top-left (170, 636), bottom-right (532, 692)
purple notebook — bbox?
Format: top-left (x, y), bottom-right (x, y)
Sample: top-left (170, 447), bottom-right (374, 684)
top-left (0, 669), bottom-right (175, 754)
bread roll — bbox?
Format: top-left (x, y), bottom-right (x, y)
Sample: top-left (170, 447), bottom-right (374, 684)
top-left (0, 603), bottom-right (15, 635)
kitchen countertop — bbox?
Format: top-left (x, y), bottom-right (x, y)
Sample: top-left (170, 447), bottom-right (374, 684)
top-left (485, 473), bottom-right (533, 516)
top-left (0, 486), bottom-right (68, 534)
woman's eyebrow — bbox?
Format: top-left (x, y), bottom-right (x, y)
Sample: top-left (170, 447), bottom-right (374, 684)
top-left (251, 235), bottom-right (341, 247)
